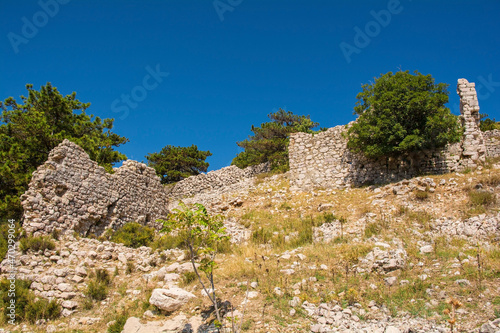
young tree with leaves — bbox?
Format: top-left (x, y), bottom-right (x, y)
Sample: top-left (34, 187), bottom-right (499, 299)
top-left (146, 145), bottom-right (212, 184)
top-left (347, 71), bottom-right (462, 159)
top-left (0, 83), bottom-right (128, 220)
top-left (232, 109), bottom-right (320, 172)
top-left (159, 202), bottom-right (229, 328)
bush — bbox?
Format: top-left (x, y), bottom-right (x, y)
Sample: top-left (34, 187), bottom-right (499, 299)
top-left (108, 311), bottom-right (128, 333)
top-left (110, 222), bottom-right (155, 248)
top-left (150, 233), bottom-right (185, 251)
top-left (347, 70), bottom-right (462, 159)
top-left (85, 269), bottom-right (112, 301)
top-left (19, 235), bottom-right (55, 254)
top-left (126, 261), bottom-right (135, 274)
top-left (182, 272), bottom-right (197, 285)
top-left (414, 191), bottom-right (429, 201)
top-left (85, 280), bottom-right (108, 301)
top-left (364, 222), bottom-right (381, 238)
top-left (95, 268), bottom-right (111, 285)
top-left (0, 279), bottom-right (61, 324)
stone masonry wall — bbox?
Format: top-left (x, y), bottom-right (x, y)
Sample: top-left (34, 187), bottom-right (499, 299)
top-left (484, 129), bottom-right (500, 158)
top-left (167, 163), bottom-right (270, 200)
top-left (21, 140), bottom-right (170, 236)
top-left (21, 141), bottom-right (270, 236)
top-left (289, 79), bottom-right (491, 191)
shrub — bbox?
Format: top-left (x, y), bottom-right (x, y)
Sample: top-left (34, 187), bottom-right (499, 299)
top-left (126, 261), bottom-right (135, 274)
top-left (19, 235), bottom-right (55, 254)
top-left (95, 268), bottom-right (111, 285)
top-left (364, 222), bottom-right (381, 238)
top-left (85, 269), bottom-right (112, 301)
top-left (0, 279), bottom-right (61, 324)
top-left (85, 280), bottom-right (108, 301)
top-left (182, 272), bottom-right (197, 285)
top-left (414, 191), bottom-right (429, 201)
top-left (110, 222), bottom-right (155, 248)
top-left (323, 212), bottom-right (336, 223)
top-left (150, 233), bottom-right (186, 251)
top-left (108, 311), bottom-right (128, 333)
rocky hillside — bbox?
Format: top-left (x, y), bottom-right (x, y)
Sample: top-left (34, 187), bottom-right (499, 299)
top-left (2, 161), bottom-right (500, 333)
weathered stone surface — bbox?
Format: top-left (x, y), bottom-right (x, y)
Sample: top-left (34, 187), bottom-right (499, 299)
top-left (21, 139), bottom-right (170, 236)
top-left (21, 139), bottom-right (270, 237)
top-left (149, 288), bottom-right (196, 312)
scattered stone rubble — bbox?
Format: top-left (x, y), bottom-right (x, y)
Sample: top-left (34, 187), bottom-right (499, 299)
top-left (302, 300), bottom-right (451, 333)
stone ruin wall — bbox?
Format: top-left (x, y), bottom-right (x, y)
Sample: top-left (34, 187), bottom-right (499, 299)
top-left (21, 78), bottom-right (500, 234)
top-left (289, 79), bottom-right (496, 191)
top-left (483, 129), bottom-right (500, 158)
top-left (21, 140), bottom-right (270, 236)
top-left (21, 140), bottom-right (171, 237)
top-left (166, 163), bottom-right (270, 200)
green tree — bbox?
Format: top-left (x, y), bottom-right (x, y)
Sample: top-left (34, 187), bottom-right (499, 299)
top-left (232, 109), bottom-right (320, 172)
top-left (159, 202), bottom-right (229, 328)
top-left (479, 114), bottom-right (500, 131)
top-left (146, 145), bottom-right (212, 184)
top-left (0, 83), bottom-right (128, 220)
top-left (347, 71), bottom-right (462, 159)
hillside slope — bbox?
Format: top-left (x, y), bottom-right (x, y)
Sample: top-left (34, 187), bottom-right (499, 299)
top-left (2, 162), bottom-right (500, 333)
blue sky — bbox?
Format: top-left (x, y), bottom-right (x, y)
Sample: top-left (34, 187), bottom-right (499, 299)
top-left (1, 0), bottom-right (500, 171)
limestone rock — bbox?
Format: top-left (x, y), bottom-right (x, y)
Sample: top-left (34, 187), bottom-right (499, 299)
top-left (149, 288), bottom-right (196, 312)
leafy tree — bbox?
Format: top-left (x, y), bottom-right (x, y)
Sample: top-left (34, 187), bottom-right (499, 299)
top-left (159, 202), bottom-right (229, 328)
top-left (232, 109), bottom-right (320, 172)
top-left (479, 114), bottom-right (500, 131)
top-left (0, 83), bottom-right (128, 220)
top-left (347, 71), bottom-right (462, 159)
top-left (146, 145), bottom-right (212, 184)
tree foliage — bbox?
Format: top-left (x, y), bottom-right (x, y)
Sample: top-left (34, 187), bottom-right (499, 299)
top-left (0, 83), bottom-right (128, 220)
top-left (480, 114), bottom-right (500, 131)
top-left (347, 71), bottom-right (462, 159)
top-left (146, 145), bottom-right (212, 184)
top-left (159, 202), bottom-right (229, 326)
top-left (232, 109), bottom-right (320, 172)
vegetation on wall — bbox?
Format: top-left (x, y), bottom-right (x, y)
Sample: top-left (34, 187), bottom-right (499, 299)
top-left (232, 109), bottom-right (321, 172)
top-left (347, 71), bottom-right (463, 159)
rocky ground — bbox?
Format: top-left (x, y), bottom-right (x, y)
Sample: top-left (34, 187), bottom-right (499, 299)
top-left (1, 163), bottom-right (500, 333)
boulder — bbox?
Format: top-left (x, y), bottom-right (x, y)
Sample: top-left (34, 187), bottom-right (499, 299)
top-left (149, 288), bottom-right (196, 312)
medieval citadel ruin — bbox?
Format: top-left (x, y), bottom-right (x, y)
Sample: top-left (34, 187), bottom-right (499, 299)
top-left (21, 79), bottom-right (500, 236)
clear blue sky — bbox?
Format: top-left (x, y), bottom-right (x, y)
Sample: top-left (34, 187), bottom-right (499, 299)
top-left (2, 0), bottom-right (500, 171)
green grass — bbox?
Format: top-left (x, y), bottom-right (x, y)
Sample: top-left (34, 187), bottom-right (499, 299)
top-left (468, 190), bottom-right (496, 207)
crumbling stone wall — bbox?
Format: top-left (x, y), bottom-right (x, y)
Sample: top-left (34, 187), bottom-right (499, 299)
top-left (21, 140), bottom-right (170, 236)
top-left (21, 141), bottom-right (270, 236)
top-left (167, 163), bottom-right (270, 200)
top-left (289, 79), bottom-right (492, 191)
top-left (483, 129), bottom-right (500, 158)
